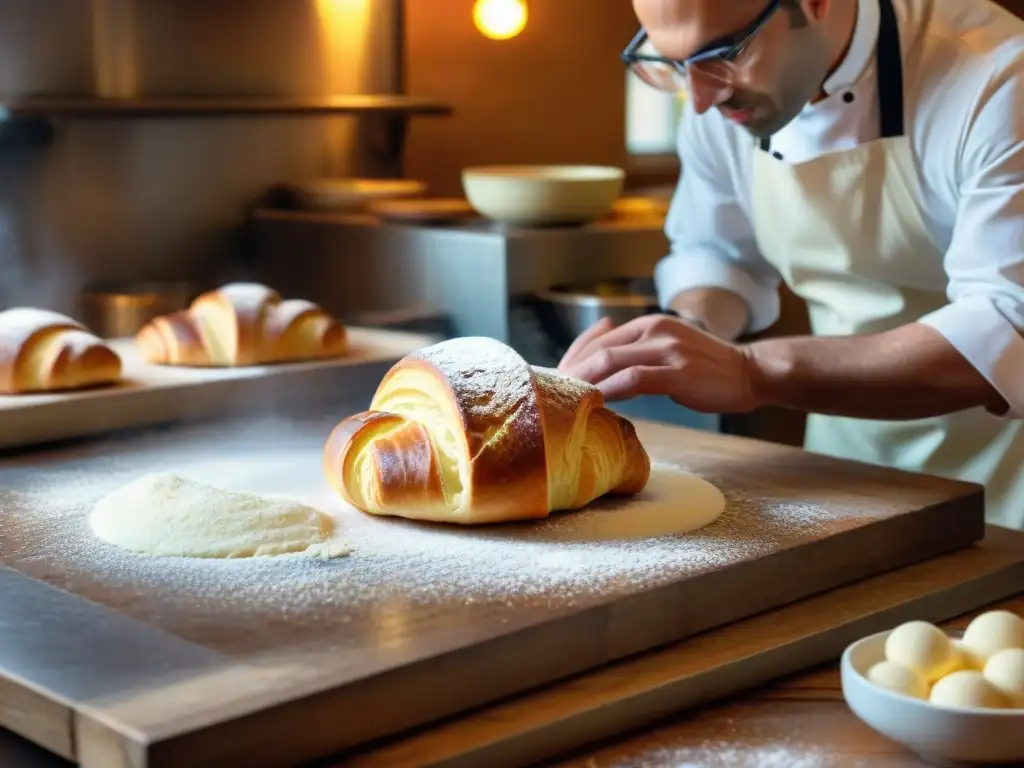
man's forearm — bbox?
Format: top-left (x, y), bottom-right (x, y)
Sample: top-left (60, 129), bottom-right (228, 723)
top-left (743, 322), bottom-right (1008, 419)
top-left (669, 288), bottom-right (749, 341)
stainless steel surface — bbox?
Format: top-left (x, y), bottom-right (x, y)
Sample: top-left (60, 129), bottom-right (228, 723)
top-left (249, 211), bottom-right (670, 343)
top-left (532, 276), bottom-right (659, 351)
top-left (249, 211), bottom-right (720, 434)
top-left (77, 280), bottom-right (195, 337)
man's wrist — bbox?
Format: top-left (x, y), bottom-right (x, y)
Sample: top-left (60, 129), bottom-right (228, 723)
top-left (741, 338), bottom-right (795, 411)
top-left (662, 308), bottom-right (711, 334)
top-left (664, 288), bottom-right (750, 340)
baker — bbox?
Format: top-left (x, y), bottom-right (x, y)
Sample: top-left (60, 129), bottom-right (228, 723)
top-left (558, 0), bottom-right (1024, 529)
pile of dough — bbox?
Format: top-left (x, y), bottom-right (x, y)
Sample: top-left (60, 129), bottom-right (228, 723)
top-left (323, 336), bottom-right (651, 525)
top-left (866, 611), bottom-right (1024, 709)
top-left (0, 307), bottom-right (122, 394)
top-left (89, 472), bottom-right (350, 559)
top-left (135, 282), bottom-right (347, 366)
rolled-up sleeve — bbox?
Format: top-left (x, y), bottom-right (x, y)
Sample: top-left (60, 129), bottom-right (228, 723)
top-left (655, 101), bottom-right (783, 334)
top-left (918, 61), bottom-right (1024, 418)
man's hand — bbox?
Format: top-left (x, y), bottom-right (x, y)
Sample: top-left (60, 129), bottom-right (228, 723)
top-left (557, 313), bottom-right (760, 413)
top-left (557, 313), bottom-right (1011, 420)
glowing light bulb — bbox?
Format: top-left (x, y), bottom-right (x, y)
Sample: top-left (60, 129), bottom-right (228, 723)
top-left (473, 0), bottom-right (528, 40)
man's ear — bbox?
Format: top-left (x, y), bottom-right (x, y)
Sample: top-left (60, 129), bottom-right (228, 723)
top-left (800, 0), bottom-right (832, 23)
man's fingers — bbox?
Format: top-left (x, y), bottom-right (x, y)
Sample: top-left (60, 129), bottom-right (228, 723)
top-left (559, 313), bottom-right (666, 373)
top-left (564, 339), bottom-right (670, 384)
top-left (596, 365), bottom-right (674, 401)
top-left (558, 316), bottom-right (614, 370)
top-left (584, 313), bottom-right (663, 350)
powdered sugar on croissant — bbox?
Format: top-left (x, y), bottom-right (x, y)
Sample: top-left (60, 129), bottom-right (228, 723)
top-left (135, 282), bottom-right (347, 366)
top-left (0, 308), bottom-right (122, 394)
top-left (323, 336), bottom-right (650, 524)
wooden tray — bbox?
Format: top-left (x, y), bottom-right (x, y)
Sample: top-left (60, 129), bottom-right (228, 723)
top-left (0, 417), bottom-right (985, 767)
top-left (344, 526), bottom-right (1024, 768)
top-left (0, 327), bottom-right (440, 451)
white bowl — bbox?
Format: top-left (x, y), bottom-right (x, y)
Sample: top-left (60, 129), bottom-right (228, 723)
top-left (461, 165), bottom-right (625, 225)
top-left (841, 630), bottom-right (1024, 766)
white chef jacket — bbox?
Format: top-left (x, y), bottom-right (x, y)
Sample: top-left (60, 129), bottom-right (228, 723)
top-left (654, 0), bottom-right (1024, 417)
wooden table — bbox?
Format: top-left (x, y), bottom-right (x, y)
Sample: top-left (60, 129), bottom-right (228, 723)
top-left (554, 592), bottom-right (1024, 768)
top-left (2, 595), bottom-right (1019, 768)
top-left (1, 413), bottom-right (990, 767)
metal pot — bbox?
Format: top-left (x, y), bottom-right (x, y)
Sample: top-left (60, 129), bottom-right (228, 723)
top-left (78, 281), bottom-right (197, 338)
top-left (530, 276), bottom-right (661, 352)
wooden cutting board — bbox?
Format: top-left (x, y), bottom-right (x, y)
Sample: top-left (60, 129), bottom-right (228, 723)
top-left (0, 416), bottom-right (985, 767)
top-left (0, 327), bottom-right (440, 451)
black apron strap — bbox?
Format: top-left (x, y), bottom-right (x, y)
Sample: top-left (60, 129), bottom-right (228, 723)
top-left (876, 0), bottom-right (905, 138)
top-left (760, 0), bottom-right (904, 153)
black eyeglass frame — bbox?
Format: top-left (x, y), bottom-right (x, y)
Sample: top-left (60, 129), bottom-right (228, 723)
top-left (620, 0), bottom-right (782, 72)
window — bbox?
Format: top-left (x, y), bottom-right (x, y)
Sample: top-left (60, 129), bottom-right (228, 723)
top-left (625, 73), bottom-right (685, 155)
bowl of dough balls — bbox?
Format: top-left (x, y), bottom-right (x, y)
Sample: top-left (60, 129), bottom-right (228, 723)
top-left (841, 610), bottom-right (1024, 766)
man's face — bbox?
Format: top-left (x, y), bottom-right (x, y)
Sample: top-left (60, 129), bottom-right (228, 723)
top-left (631, 0), bottom-right (833, 137)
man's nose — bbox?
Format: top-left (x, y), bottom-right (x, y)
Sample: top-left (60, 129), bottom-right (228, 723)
top-left (686, 70), bottom-right (733, 114)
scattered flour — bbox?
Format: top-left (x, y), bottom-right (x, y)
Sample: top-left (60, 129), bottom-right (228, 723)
top-left (596, 743), bottom-right (835, 768)
top-left (567, 708), bottom-right (887, 768)
top-left (0, 415), bottom-right (863, 655)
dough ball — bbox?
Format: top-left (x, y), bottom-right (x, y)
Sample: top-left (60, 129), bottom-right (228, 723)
top-left (951, 639), bottom-right (986, 672)
top-left (885, 620), bottom-right (956, 682)
top-left (930, 670), bottom-right (1010, 709)
top-left (983, 648), bottom-right (1024, 708)
top-left (866, 660), bottom-right (929, 699)
top-left (89, 472), bottom-right (350, 559)
top-left (962, 610), bottom-right (1024, 660)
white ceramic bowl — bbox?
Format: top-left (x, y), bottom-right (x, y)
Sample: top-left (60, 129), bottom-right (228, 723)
top-left (841, 630), bottom-right (1024, 766)
top-left (461, 165), bottom-right (625, 225)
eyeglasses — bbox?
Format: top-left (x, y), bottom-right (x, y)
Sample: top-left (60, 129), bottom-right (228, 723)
top-left (621, 0), bottom-right (782, 93)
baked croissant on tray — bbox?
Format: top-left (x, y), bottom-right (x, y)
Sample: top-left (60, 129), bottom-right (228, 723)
top-left (135, 282), bottom-right (347, 366)
top-left (323, 336), bottom-right (651, 524)
top-left (0, 307), bottom-right (122, 395)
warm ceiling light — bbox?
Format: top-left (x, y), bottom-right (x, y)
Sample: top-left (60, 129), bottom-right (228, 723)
top-left (473, 0), bottom-right (528, 40)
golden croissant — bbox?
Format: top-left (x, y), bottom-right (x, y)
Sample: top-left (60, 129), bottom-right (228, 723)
top-left (136, 282), bottom-right (347, 366)
top-left (322, 336), bottom-right (651, 524)
top-left (0, 307), bottom-right (122, 395)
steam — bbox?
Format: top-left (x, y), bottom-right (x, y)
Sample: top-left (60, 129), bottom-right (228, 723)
top-left (0, 183), bottom-right (82, 316)
top-left (0, 207), bottom-right (32, 310)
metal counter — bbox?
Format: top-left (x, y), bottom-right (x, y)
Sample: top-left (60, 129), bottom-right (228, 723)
top-left (248, 209), bottom-right (719, 433)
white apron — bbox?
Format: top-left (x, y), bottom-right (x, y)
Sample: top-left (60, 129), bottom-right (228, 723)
top-left (750, 0), bottom-right (1024, 530)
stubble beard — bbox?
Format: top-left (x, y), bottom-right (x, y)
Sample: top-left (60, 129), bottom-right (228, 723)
top-left (737, 36), bottom-right (832, 139)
